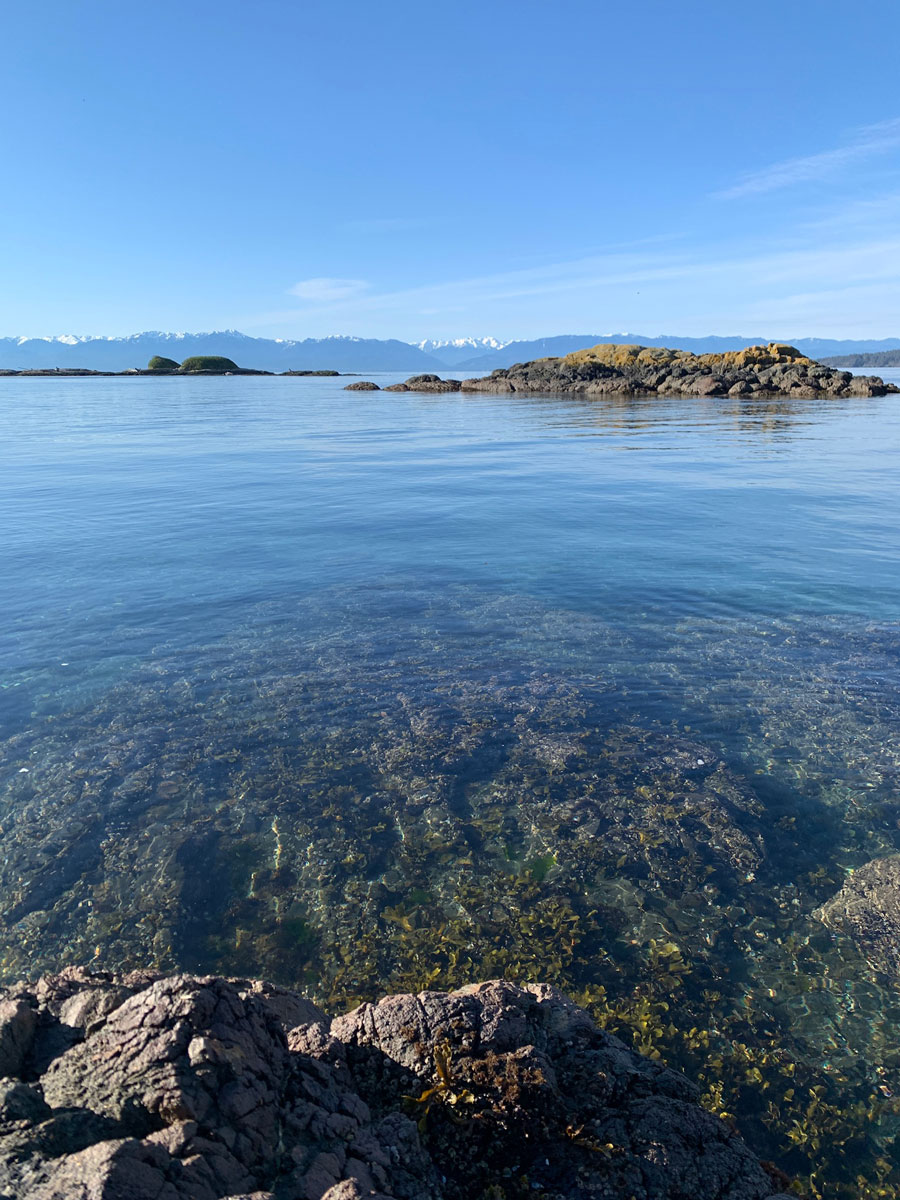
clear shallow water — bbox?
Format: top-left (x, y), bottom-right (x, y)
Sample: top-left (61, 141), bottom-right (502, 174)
top-left (2, 376), bottom-right (900, 1194)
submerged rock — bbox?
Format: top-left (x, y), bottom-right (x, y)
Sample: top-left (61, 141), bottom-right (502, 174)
top-left (456, 342), bottom-right (899, 398)
top-left (814, 854), bottom-right (900, 978)
top-left (0, 971), bottom-right (787, 1200)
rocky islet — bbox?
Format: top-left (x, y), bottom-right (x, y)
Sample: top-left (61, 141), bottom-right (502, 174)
top-left (377, 342), bottom-right (898, 398)
top-left (343, 376), bottom-right (464, 392)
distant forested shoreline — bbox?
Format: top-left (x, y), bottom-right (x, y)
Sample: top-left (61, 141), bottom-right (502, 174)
top-left (822, 350), bottom-right (900, 367)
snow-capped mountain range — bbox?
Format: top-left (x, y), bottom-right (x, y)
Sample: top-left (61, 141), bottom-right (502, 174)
top-left (415, 337), bottom-right (509, 366)
top-left (0, 331), bottom-right (441, 373)
top-left (4, 330), bottom-right (900, 373)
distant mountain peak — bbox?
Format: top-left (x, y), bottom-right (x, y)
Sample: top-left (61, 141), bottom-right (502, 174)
top-left (417, 337), bottom-right (511, 366)
top-left (417, 336), bottom-right (508, 350)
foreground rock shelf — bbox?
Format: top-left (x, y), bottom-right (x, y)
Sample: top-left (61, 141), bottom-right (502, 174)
top-left (0, 972), bottom-right (793, 1200)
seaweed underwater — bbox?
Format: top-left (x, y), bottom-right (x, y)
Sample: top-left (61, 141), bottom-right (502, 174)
top-left (1, 585), bottom-right (900, 1197)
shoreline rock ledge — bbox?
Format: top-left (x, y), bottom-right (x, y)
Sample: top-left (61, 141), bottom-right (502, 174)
top-left (0, 971), bottom-right (793, 1200)
top-left (452, 342), bottom-right (897, 398)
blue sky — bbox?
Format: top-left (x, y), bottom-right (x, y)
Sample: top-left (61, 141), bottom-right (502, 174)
top-left (4, 0), bottom-right (900, 341)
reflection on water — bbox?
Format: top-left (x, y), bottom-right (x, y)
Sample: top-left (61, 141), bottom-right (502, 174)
top-left (2, 377), bottom-right (900, 1196)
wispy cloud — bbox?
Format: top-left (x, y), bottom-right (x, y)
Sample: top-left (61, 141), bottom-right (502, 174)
top-left (234, 229), bottom-right (900, 341)
top-left (288, 278), bottom-right (370, 302)
top-left (797, 189), bottom-right (900, 235)
top-left (715, 117), bottom-right (900, 200)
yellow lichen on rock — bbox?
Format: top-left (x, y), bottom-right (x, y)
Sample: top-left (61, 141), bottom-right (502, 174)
top-left (562, 342), bottom-right (815, 372)
top-left (717, 343), bottom-right (814, 370)
top-left (563, 344), bottom-right (679, 369)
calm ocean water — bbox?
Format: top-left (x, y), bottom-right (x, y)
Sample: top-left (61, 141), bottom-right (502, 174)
top-left (2, 373), bottom-right (900, 1193)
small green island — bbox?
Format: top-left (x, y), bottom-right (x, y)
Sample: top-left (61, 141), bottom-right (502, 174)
top-left (156, 355), bottom-right (248, 374)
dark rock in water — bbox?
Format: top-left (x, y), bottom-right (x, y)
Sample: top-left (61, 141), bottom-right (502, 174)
top-left (343, 381), bottom-right (380, 391)
top-left (814, 854), bottom-right (900, 978)
top-left (386, 374), bottom-right (461, 393)
top-left (0, 970), bottom-right (787, 1200)
top-left (456, 342), bottom-right (900, 398)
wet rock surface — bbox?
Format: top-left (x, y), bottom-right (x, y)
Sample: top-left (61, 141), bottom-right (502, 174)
top-left (343, 381), bottom-right (381, 391)
top-left (457, 342), bottom-right (898, 398)
top-left (0, 971), bottom-right (788, 1200)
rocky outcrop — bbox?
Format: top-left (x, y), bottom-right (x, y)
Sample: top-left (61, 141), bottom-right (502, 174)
top-left (343, 381), bottom-right (381, 391)
top-left (0, 369), bottom-right (121, 377)
top-left (384, 374), bottom-right (462, 393)
top-left (0, 971), bottom-right (792, 1200)
top-left (814, 854), bottom-right (900, 978)
top-left (456, 342), bottom-right (898, 398)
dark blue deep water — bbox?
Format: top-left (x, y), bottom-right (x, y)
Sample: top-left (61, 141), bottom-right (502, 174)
top-left (2, 373), bottom-right (900, 1194)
